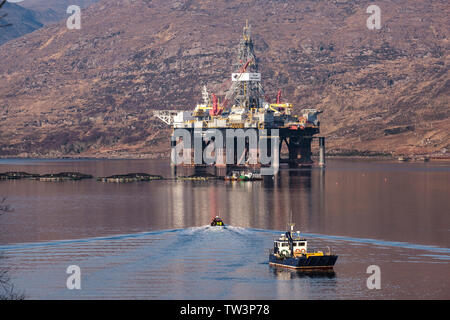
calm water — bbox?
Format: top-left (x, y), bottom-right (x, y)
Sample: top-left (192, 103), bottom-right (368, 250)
top-left (0, 159), bottom-right (449, 299)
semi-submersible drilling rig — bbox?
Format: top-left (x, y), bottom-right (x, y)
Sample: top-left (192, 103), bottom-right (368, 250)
top-left (154, 22), bottom-right (325, 171)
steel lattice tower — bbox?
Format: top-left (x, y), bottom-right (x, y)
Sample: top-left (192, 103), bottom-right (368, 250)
top-left (226, 21), bottom-right (265, 109)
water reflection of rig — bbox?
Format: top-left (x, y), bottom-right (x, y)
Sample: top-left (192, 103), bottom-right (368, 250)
top-left (154, 22), bottom-right (326, 171)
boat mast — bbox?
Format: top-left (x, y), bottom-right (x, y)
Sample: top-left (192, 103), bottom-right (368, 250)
top-left (285, 222), bottom-right (295, 254)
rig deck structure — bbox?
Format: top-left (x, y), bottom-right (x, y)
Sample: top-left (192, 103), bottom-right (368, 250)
top-left (154, 22), bottom-right (325, 171)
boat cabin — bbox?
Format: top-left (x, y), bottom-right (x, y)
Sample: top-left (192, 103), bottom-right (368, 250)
top-left (273, 232), bottom-right (308, 257)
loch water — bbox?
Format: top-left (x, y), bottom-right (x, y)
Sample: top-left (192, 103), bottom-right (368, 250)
top-left (0, 158), bottom-right (449, 299)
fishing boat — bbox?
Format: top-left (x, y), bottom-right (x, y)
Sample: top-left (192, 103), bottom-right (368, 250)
top-left (269, 223), bottom-right (338, 269)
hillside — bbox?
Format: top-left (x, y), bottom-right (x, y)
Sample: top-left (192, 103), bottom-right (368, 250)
top-left (0, 0), bottom-right (448, 159)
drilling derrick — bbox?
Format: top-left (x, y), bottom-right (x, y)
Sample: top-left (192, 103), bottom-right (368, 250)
top-left (154, 22), bottom-right (325, 172)
top-left (226, 21), bottom-right (264, 110)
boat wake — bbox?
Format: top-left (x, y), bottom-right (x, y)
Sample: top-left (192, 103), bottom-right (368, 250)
top-left (0, 226), bottom-right (449, 299)
top-left (0, 226), bottom-right (448, 256)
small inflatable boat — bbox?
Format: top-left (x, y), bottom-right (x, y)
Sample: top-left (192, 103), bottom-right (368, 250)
top-left (211, 216), bottom-right (225, 226)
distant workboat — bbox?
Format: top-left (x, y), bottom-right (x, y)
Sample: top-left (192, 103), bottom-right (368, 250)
top-left (224, 170), bottom-right (262, 181)
top-left (269, 223), bottom-right (338, 269)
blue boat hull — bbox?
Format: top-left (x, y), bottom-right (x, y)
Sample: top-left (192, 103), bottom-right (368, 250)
top-left (269, 254), bottom-right (338, 269)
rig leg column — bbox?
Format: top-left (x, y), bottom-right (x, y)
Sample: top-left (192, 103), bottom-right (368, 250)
top-left (213, 129), bottom-right (226, 168)
top-left (186, 129), bottom-right (195, 166)
top-left (319, 137), bottom-right (326, 167)
top-left (273, 134), bottom-right (280, 175)
top-left (249, 145), bottom-right (258, 167)
top-left (216, 146), bottom-right (226, 167)
top-left (288, 137), bottom-right (300, 167)
top-left (170, 134), bottom-right (177, 167)
top-left (192, 129), bottom-right (203, 166)
top-left (268, 129), bottom-right (280, 175)
top-left (299, 137), bottom-right (313, 165)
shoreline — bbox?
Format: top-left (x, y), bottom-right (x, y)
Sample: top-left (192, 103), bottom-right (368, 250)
top-left (0, 154), bottom-right (449, 162)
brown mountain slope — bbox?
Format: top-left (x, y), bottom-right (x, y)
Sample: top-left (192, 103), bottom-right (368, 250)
top-left (0, 0), bottom-right (448, 158)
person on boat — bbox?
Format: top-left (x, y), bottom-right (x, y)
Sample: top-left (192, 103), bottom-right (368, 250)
top-left (211, 216), bottom-right (224, 226)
